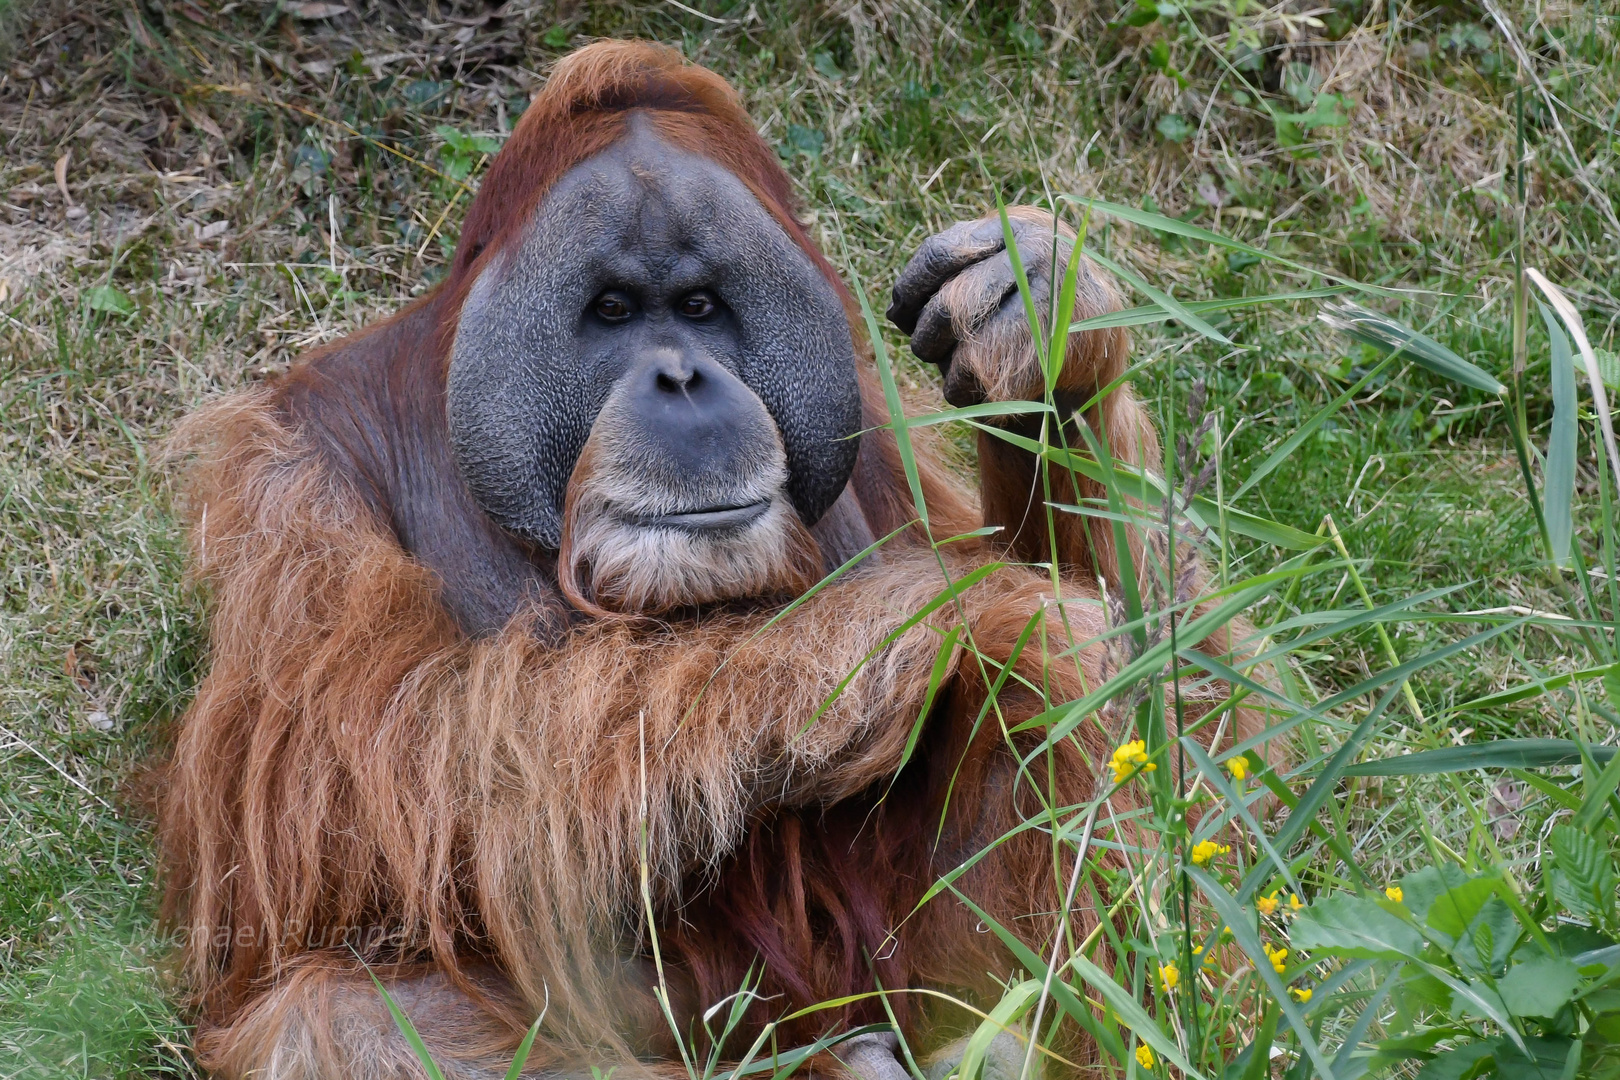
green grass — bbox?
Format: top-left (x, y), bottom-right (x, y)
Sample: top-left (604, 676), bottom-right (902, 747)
top-left (1, 0), bottom-right (1617, 1074)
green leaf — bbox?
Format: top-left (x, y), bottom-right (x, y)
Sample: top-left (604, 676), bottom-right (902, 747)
top-left (1291, 895), bottom-right (1425, 960)
top-left (1318, 301), bottom-right (1506, 395)
top-left (1494, 1037), bottom-right (1579, 1080)
top-left (1499, 956), bottom-right (1581, 1018)
top-left (943, 887), bottom-right (1130, 1068)
top-left (1539, 302), bottom-right (1579, 566)
top-left (1232, 353), bottom-right (1393, 499)
top-left (84, 285), bottom-right (135, 315)
top-left (1060, 197), bottom-right (1347, 286)
top-left (1400, 864), bottom-right (1474, 922)
top-left (1232, 1002), bottom-right (1278, 1080)
top-left (1424, 877), bottom-right (1498, 939)
top-left (1156, 113), bottom-right (1195, 142)
top-left (1454, 897), bottom-right (1521, 975)
top-left (1344, 739), bottom-right (1619, 776)
top-left (1549, 824), bottom-right (1616, 921)
top-left (1415, 1039), bottom-right (1498, 1080)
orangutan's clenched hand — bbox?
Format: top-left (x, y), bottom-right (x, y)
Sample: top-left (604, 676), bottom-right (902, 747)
top-left (888, 206), bottom-right (1123, 412)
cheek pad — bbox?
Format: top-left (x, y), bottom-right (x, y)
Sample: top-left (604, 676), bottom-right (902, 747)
top-left (678, 181), bottom-right (863, 526)
top-left (447, 207), bottom-right (608, 549)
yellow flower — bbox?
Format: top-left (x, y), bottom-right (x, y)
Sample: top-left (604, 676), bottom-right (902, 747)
top-left (1135, 1044), bottom-right (1155, 1070)
top-left (1256, 892), bottom-right (1280, 916)
top-left (1227, 755), bottom-right (1250, 780)
top-left (1385, 885), bottom-right (1404, 903)
top-left (1159, 962), bottom-right (1180, 991)
top-left (1290, 986), bottom-right (1313, 1003)
top-left (1193, 944), bottom-right (1216, 969)
top-left (1190, 839), bottom-right (1230, 866)
top-left (1264, 943), bottom-right (1288, 973)
top-left (1288, 893), bottom-right (1305, 912)
top-left (1110, 740), bottom-right (1157, 784)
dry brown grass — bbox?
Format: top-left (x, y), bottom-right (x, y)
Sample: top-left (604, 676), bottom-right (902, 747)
top-left (1, 0), bottom-right (1614, 1073)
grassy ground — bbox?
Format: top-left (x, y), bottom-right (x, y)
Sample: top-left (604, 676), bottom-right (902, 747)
top-left (0, 0), bottom-right (1616, 1074)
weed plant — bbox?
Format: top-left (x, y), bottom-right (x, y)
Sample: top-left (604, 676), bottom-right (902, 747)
top-left (2, 0), bottom-right (1618, 1076)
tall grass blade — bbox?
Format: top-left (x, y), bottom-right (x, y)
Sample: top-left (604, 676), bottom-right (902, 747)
top-left (1045, 207), bottom-right (1088, 392)
top-left (1257, 689), bottom-right (1399, 867)
top-left (1538, 301), bottom-right (1578, 566)
top-left (1343, 738), bottom-right (1619, 776)
top-left (984, 423), bottom-right (1326, 549)
top-left (957, 980), bottom-right (1041, 1080)
top-left (1085, 247), bottom-right (1233, 346)
top-left (1318, 301), bottom-right (1505, 394)
top-left (1528, 269), bottom-right (1620, 506)
top-left (1571, 746), bottom-right (1620, 831)
top-left (1186, 867), bottom-right (1339, 1079)
top-left (1069, 288), bottom-right (1350, 333)
top-left (362, 963), bottom-right (448, 1080)
top-left (504, 1005), bottom-right (549, 1080)
top-left (945, 886), bottom-right (1132, 1067)
top-left (1181, 737), bottom-right (1300, 893)
top-left (1442, 660), bottom-right (1620, 712)
top-left (1231, 356), bottom-right (1394, 500)
top-left (1060, 197), bottom-right (1370, 289)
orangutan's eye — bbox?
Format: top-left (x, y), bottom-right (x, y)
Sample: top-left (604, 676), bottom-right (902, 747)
top-left (679, 292), bottom-right (716, 319)
top-left (594, 291), bottom-right (634, 322)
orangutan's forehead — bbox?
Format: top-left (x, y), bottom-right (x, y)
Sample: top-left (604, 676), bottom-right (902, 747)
top-left (532, 116), bottom-right (765, 255)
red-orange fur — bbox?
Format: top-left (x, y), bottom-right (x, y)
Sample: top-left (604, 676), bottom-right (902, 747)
top-left (159, 40), bottom-right (1254, 1079)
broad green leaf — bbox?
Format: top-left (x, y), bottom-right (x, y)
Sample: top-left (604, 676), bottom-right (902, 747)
top-left (1424, 877), bottom-right (1499, 939)
top-left (1539, 301), bottom-right (1578, 566)
top-left (1498, 956), bottom-right (1581, 1018)
top-left (1292, 895), bottom-right (1424, 960)
top-left (84, 284), bottom-right (135, 315)
top-left (1344, 739), bottom-right (1618, 776)
top-left (1493, 1036), bottom-right (1579, 1080)
top-left (1318, 301), bottom-right (1506, 395)
top-left (1453, 897), bottom-right (1521, 975)
top-left (1438, 974), bottom-right (1522, 1049)
top-left (1415, 1039), bottom-right (1498, 1080)
top-left (1400, 865), bottom-right (1475, 922)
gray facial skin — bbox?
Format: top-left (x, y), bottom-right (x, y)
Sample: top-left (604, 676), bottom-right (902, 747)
top-left (447, 117), bottom-right (863, 551)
